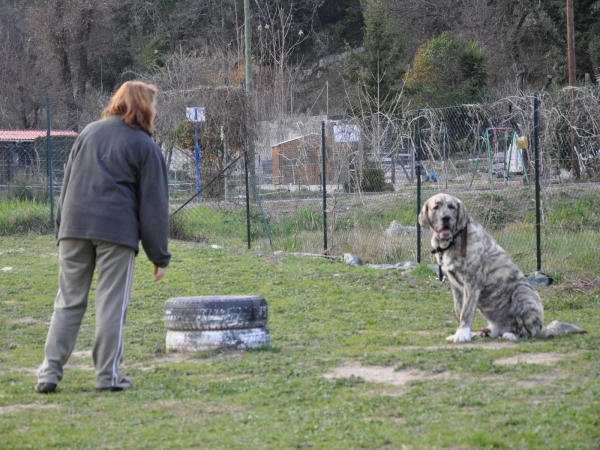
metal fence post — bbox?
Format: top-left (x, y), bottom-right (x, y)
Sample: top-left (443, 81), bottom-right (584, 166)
top-left (322, 121), bottom-right (327, 253)
top-left (245, 151), bottom-right (251, 249)
top-left (416, 108), bottom-right (422, 264)
top-left (193, 117), bottom-right (201, 203)
top-left (45, 92), bottom-right (55, 225)
top-left (534, 92), bottom-right (541, 271)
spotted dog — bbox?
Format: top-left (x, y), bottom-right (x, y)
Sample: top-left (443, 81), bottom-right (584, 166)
top-left (418, 193), bottom-right (586, 343)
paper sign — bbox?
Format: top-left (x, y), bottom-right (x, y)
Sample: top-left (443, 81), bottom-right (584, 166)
top-left (186, 107), bottom-right (205, 122)
top-left (333, 124), bottom-right (360, 142)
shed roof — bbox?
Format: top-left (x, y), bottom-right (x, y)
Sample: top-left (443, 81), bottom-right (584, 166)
top-left (0, 130), bottom-right (78, 141)
top-left (271, 133), bottom-right (322, 148)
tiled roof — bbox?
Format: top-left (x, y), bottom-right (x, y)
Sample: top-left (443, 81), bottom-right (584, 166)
top-left (0, 130), bottom-right (78, 141)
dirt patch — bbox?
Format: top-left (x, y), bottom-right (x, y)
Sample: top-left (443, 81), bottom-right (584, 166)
top-left (0, 404), bottom-right (59, 414)
top-left (323, 362), bottom-right (455, 386)
top-left (493, 352), bottom-right (570, 366)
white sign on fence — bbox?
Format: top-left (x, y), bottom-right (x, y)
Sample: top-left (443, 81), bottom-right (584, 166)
top-left (333, 124), bottom-right (360, 142)
top-left (186, 107), bottom-right (206, 122)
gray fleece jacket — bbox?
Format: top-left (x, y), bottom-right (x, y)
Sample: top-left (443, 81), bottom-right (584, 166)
top-left (56, 115), bottom-right (171, 268)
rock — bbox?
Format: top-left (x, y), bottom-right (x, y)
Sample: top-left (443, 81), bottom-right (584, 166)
top-left (385, 220), bottom-right (429, 236)
top-left (525, 271), bottom-right (554, 286)
top-left (343, 253), bottom-right (364, 266)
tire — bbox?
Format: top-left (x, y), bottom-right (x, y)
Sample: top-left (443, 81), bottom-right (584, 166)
top-left (166, 327), bottom-right (271, 352)
top-left (163, 295), bottom-right (268, 331)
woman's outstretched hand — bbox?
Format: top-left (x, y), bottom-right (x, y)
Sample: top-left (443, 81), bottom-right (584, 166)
top-left (154, 266), bottom-right (168, 282)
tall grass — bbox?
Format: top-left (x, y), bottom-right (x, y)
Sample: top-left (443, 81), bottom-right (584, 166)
top-left (0, 200), bottom-right (53, 235)
top-left (5, 185), bottom-right (600, 280)
top-left (5, 171), bottom-right (51, 203)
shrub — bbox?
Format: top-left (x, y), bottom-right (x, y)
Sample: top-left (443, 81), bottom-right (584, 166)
top-left (344, 165), bottom-right (387, 193)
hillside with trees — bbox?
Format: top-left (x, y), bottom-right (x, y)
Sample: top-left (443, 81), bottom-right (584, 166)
top-left (1, 0), bottom-right (599, 131)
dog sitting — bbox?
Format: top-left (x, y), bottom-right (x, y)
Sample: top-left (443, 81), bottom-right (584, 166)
top-left (418, 193), bottom-right (586, 343)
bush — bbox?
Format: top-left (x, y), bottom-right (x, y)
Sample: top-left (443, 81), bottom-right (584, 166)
top-left (344, 165), bottom-right (387, 193)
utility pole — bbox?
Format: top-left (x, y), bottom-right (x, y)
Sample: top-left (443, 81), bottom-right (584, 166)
top-left (566, 0), bottom-right (580, 178)
top-left (245, 0), bottom-right (255, 177)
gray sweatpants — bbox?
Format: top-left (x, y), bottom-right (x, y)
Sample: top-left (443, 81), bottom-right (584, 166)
top-left (37, 239), bottom-right (135, 389)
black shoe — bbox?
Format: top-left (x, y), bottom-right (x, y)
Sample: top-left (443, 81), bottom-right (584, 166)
top-left (35, 382), bottom-right (57, 394)
top-left (96, 378), bottom-right (133, 393)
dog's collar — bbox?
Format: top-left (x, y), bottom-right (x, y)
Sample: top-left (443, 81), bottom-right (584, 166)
top-left (431, 224), bottom-right (469, 282)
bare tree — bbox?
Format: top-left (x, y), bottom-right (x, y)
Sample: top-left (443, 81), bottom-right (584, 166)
top-left (0, 4), bottom-right (46, 129)
top-left (253, 0), bottom-right (319, 118)
top-left (28, 0), bottom-right (122, 131)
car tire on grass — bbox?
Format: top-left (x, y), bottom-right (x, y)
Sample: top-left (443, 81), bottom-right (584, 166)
top-left (163, 295), bottom-right (268, 331)
top-left (165, 327), bottom-right (271, 352)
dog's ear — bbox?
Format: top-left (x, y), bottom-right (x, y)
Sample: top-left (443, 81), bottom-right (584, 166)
top-left (418, 200), bottom-right (432, 229)
top-left (455, 197), bottom-right (468, 230)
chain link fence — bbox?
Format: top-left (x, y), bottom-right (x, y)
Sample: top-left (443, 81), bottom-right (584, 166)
top-left (0, 94), bottom-right (77, 211)
top-left (2, 88), bottom-right (599, 280)
top-left (252, 88), bottom-right (600, 279)
top-left (168, 154), bottom-right (256, 246)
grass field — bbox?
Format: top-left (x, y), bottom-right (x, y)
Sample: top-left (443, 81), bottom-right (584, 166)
top-left (1, 234), bottom-right (599, 449)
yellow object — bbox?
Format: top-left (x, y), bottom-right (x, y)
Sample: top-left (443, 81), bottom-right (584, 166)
top-left (518, 136), bottom-right (528, 149)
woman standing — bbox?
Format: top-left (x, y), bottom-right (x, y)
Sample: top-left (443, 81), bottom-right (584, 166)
top-left (36, 81), bottom-right (171, 393)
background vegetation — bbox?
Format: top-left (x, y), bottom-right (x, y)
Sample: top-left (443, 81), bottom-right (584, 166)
top-left (1, 0), bottom-right (599, 132)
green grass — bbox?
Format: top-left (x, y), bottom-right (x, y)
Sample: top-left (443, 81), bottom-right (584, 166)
top-left (0, 200), bottom-right (54, 235)
top-left (1, 235), bottom-right (599, 449)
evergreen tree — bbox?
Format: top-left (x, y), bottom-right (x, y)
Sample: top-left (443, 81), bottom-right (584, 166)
top-left (343, 0), bottom-right (404, 116)
top-left (403, 31), bottom-right (488, 108)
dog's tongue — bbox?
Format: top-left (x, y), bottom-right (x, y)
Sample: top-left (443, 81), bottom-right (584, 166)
top-left (439, 228), bottom-right (452, 238)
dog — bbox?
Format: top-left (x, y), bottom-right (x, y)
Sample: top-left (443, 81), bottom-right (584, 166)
top-left (418, 193), bottom-right (586, 343)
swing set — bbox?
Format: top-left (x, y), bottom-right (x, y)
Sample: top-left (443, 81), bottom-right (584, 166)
top-left (469, 127), bottom-right (529, 188)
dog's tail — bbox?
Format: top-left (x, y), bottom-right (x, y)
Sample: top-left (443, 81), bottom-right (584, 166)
top-left (539, 320), bottom-right (586, 338)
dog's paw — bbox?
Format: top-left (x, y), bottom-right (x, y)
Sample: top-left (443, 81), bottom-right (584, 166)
top-left (446, 327), bottom-right (472, 343)
top-left (501, 332), bottom-right (517, 341)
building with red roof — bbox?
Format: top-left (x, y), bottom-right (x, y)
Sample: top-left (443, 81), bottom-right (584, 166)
top-left (0, 129), bottom-right (78, 184)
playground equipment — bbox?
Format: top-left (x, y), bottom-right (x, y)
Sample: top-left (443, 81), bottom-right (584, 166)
top-left (469, 127), bottom-right (529, 188)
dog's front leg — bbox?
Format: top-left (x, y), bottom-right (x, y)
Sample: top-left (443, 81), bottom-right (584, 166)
top-left (447, 285), bottom-right (481, 343)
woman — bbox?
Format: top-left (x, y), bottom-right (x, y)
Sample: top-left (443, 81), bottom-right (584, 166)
top-left (36, 81), bottom-right (171, 393)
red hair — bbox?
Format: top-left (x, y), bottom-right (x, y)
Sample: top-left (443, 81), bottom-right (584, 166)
top-left (103, 81), bottom-right (158, 135)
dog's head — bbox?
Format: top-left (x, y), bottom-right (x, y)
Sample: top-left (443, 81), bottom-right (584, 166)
top-left (419, 193), bottom-right (468, 241)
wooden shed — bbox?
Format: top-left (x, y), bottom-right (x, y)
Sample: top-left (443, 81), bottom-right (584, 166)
top-left (272, 134), bottom-right (346, 185)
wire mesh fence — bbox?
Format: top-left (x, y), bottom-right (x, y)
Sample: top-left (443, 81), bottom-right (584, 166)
top-left (2, 88), bottom-right (599, 280)
top-left (0, 92), bottom-right (90, 210)
top-left (252, 89), bottom-right (600, 278)
top-left (168, 154), bottom-right (255, 247)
